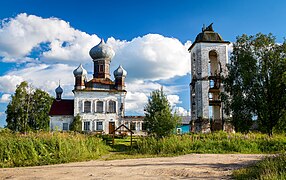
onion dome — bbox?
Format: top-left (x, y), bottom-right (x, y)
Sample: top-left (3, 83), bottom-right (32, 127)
top-left (114, 65), bottom-right (127, 77)
top-left (55, 85), bottom-right (63, 94)
top-left (89, 39), bottom-right (115, 60)
top-left (73, 64), bottom-right (87, 76)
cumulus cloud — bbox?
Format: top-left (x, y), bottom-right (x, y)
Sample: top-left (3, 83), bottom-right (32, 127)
top-left (0, 13), bottom-right (191, 116)
top-left (0, 75), bottom-right (24, 93)
top-left (0, 94), bottom-right (11, 103)
top-left (108, 34), bottom-right (190, 81)
top-left (0, 13), bottom-right (100, 64)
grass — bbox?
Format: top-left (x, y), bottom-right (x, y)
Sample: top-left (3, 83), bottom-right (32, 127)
top-left (133, 132), bottom-right (286, 155)
top-left (1, 129), bottom-right (285, 171)
top-left (0, 129), bottom-right (110, 167)
top-left (233, 153), bottom-right (286, 180)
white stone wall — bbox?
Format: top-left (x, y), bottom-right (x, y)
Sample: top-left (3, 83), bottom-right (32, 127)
top-left (50, 115), bottom-right (73, 131)
top-left (190, 42), bottom-right (229, 122)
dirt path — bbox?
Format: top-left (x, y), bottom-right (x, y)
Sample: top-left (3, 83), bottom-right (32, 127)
top-left (0, 154), bottom-right (264, 180)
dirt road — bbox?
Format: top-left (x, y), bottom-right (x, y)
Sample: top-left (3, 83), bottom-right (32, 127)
top-left (0, 154), bottom-right (264, 180)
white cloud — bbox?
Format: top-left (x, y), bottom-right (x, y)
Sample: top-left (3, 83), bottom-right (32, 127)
top-left (0, 13), bottom-right (100, 64)
top-left (108, 34), bottom-right (190, 81)
top-left (0, 94), bottom-right (11, 103)
top-left (167, 94), bottom-right (181, 107)
top-left (0, 13), bottom-right (191, 116)
top-left (0, 75), bottom-right (24, 93)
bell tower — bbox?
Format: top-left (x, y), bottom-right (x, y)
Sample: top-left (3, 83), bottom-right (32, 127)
top-left (189, 23), bottom-right (230, 133)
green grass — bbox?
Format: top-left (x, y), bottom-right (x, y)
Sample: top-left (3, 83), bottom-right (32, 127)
top-left (0, 129), bottom-right (110, 167)
top-left (134, 132), bottom-right (286, 155)
top-left (233, 153), bottom-right (286, 180)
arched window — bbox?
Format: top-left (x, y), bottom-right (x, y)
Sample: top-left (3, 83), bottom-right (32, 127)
top-left (208, 50), bottom-right (219, 76)
top-left (96, 101), bottom-right (103, 113)
top-left (108, 100), bottom-right (116, 113)
top-left (84, 101), bottom-right (91, 113)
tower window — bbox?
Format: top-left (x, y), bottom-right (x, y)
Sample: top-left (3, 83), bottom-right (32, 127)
top-left (96, 101), bottom-right (104, 113)
top-left (99, 65), bottom-right (104, 72)
top-left (84, 101), bottom-right (91, 113)
top-left (108, 100), bottom-right (116, 113)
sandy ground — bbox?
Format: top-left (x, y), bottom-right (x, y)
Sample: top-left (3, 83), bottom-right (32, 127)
top-left (0, 154), bottom-right (264, 180)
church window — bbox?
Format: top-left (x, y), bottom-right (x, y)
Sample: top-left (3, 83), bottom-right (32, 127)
top-left (130, 122), bottom-right (136, 130)
top-left (83, 121), bottom-right (90, 131)
top-left (142, 122), bottom-right (147, 131)
top-left (108, 100), bottom-right (116, 113)
top-left (96, 121), bottom-right (103, 131)
top-left (63, 123), bottom-right (69, 131)
top-left (84, 101), bottom-right (91, 113)
top-left (96, 101), bottom-right (104, 113)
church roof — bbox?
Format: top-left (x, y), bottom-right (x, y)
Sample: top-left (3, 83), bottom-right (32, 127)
top-left (188, 23), bottom-right (230, 51)
top-left (49, 99), bottom-right (74, 116)
top-left (86, 78), bottom-right (115, 86)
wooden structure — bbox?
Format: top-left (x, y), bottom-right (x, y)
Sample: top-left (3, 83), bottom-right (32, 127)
top-left (110, 124), bottom-right (134, 147)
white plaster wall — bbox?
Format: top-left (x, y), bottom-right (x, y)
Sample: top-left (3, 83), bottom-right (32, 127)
top-left (50, 116), bottom-right (73, 131)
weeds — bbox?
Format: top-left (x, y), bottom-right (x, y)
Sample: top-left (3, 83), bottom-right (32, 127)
top-left (233, 153), bottom-right (286, 180)
top-left (0, 130), bottom-right (110, 167)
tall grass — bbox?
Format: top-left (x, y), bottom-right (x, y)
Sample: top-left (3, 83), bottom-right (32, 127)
top-left (134, 131), bottom-right (286, 155)
top-left (233, 153), bottom-right (286, 180)
top-left (0, 129), bottom-right (110, 167)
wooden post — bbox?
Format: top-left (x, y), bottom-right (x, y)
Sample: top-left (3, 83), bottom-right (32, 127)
top-left (112, 132), bottom-right (115, 146)
top-left (130, 133), bottom-right (133, 148)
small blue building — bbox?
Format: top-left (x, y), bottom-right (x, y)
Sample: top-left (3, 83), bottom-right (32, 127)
top-left (176, 116), bottom-right (191, 134)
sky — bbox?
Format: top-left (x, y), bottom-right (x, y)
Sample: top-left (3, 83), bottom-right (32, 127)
top-left (0, 0), bottom-right (286, 127)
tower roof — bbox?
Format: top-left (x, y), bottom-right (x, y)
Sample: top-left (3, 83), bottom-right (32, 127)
top-left (73, 64), bottom-right (87, 77)
top-left (55, 84), bottom-right (63, 94)
top-left (188, 23), bottom-right (230, 51)
top-left (89, 39), bottom-right (115, 60)
top-left (114, 65), bottom-right (127, 77)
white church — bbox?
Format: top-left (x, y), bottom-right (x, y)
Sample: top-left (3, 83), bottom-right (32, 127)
top-left (49, 39), bottom-right (129, 134)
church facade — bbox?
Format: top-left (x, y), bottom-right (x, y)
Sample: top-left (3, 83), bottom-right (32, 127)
top-left (49, 39), bottom-right (127, 134)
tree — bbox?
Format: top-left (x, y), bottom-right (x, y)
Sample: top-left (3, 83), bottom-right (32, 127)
top-left (224, 33), bottom-right (286, 135)
top-left (70, 114), bottom-right (82, 132)
top-left (144, 88), bottom-right (180, 138)
top-left (29, 89), bottom-right (54, 131)
top-left (6, 81), bottom-right (53, 132)
top-left (6, 81), bottom-right (30, 132)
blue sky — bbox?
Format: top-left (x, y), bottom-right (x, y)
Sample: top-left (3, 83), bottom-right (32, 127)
top-left (0, 0), bottom-right (286, 127)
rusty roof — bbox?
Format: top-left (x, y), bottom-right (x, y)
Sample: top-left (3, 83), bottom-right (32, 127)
top-left (188, 23), bottom-right (230, 51)
top-left (49, 99), bottom-right (74, 116)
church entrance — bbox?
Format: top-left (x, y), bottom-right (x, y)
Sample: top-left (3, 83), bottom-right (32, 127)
top-left (109, 122), bottom-right (115, 134)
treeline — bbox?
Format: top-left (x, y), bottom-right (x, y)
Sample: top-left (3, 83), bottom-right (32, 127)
top-left (5, 81), bottom-right (53, 132)
top-left (224, 33), bottom-right (286, 135)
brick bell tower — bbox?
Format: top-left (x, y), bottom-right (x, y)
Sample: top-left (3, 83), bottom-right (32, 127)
top-left (189, 23), bottom-right (230, 133)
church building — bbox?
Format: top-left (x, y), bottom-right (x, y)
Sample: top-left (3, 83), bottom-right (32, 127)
top-left (49, 39), bottom-right (127, 134)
